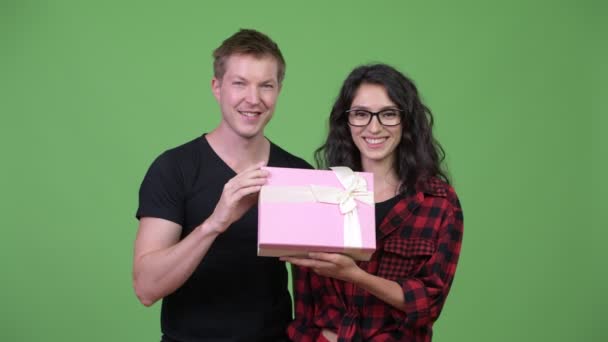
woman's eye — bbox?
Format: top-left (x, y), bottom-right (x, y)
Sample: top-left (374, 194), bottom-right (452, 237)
top-left (381, 110), bottom-right (398, 117)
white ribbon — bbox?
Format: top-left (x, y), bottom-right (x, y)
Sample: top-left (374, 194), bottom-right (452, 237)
top-left (261, 167), bottom-right (373, 248)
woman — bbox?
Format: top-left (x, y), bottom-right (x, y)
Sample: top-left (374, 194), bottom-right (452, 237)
top-left (283, 64), bottom-right (464, 341)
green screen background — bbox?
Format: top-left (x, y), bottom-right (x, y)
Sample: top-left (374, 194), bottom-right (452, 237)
top-left (1, 0), bottom-right (605, 341)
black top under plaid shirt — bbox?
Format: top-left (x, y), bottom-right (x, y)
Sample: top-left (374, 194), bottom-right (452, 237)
top-left (288, 178), bottom-right (464, 342)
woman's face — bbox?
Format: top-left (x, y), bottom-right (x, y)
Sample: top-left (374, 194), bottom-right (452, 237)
top-left (348, 83), bottom-right (403, 168)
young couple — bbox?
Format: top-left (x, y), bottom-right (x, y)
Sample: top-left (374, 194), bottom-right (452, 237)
top-left (133, 29), bottom-right (463, 342)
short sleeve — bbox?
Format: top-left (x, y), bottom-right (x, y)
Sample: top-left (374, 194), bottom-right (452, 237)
top-left (136, 152), bottom-right (184, 225)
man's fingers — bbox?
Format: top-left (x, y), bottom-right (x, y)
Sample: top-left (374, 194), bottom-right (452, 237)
top-left (232, 177), bottom-right (268, 190)
top-left (239, 162), bottom-right (267, 175)
top-left (238, 168), bottom-right (269, 180)
top-left (224, 173), bottom-right (267, 196)
top-left (233, 185), bottom-right (263, 201)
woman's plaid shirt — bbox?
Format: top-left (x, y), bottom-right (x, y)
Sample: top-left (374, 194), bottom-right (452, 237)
top-left (287, 178), bottom-right (464, 342)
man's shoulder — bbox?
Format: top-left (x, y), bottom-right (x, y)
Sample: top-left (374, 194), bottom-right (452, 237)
top-left (163, 136), bottom-right (204, 157)
top-left (151, 136), bottom-right (204, 164)
top-left (269, 141), bottom-right (313, 170)
top-left (144, 136), bottom-right (207, 177)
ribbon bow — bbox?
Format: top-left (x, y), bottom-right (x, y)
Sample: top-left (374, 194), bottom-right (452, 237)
top-left (308, 167), bottom-right (373, 248)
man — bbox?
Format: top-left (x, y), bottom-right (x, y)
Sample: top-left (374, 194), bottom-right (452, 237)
top-left (133, 29), bottom-right (310, 342)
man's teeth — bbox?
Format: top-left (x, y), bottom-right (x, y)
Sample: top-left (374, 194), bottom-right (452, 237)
top-left (365, 138), bottom-right (387, 144)
top-left (240, 112), bottom-right (259, 117)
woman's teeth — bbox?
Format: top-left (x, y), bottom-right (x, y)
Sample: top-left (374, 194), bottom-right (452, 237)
top-left (365, 137), bottom-right (386, 144)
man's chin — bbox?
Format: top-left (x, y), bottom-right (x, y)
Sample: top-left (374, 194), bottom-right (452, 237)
top-left (236, 127), bottom-right (265, 140)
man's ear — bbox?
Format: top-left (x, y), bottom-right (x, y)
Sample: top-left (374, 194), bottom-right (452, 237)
top-left (211, 77), bottom-right (221, 101)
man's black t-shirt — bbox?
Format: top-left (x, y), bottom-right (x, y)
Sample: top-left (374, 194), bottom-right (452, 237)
top-left (137, 135), bottom-right (312, 342)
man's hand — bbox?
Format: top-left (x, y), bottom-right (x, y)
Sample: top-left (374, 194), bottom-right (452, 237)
top-left (208, 162), bottom-right (268, 233)
top-left (282, 252), bottom-right (364, 284)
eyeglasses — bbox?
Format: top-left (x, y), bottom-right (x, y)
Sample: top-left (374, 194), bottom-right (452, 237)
top-left (346, 108), bottom-right (403, 127)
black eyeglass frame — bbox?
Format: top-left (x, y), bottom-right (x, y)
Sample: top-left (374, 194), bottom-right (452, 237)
top-left (345, 108), bottom-right (404, 127)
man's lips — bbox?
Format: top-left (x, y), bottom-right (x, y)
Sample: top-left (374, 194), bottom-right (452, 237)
top-left (238, 110), bottom-right (262, 117)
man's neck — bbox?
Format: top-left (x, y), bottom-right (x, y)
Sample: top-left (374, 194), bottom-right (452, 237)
top-left (206, 126), bottom-right (270, 173)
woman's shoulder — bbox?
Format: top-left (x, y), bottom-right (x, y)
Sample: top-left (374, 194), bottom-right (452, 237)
top-left (414, 176), bottom-right (462, 212)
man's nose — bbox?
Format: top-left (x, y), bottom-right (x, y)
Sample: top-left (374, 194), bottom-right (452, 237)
top-left (245, 86), bottom-right (261, 104)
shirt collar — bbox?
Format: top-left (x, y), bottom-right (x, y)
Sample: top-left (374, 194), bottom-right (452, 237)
top-left (377, 177), bottom-right (449, 240)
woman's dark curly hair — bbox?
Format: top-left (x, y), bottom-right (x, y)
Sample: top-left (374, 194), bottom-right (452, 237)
top-left (315, 64), bottom-right (450, 194)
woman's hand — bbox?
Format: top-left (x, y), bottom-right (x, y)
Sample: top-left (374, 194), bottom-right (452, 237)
top-left (281, 252), bottom-right (364, 283)
top-left (284, 251), bottom-right (408, 311)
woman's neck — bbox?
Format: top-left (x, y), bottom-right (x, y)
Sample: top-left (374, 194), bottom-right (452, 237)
top-left (362, 158), bottom-right (400, 202)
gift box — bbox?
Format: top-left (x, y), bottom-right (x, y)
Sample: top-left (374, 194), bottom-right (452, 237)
top-left (258, 166), bottom-right (376, 261)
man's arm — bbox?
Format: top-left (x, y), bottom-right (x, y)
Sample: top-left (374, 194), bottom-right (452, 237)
top-left (132, 163), bottom-right (269, 306)
top-left (132, 217), bottom-right (222, 306)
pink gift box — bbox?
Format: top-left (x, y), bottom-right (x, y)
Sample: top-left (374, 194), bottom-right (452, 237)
top-left (258, 166), bottom-right (376, 261)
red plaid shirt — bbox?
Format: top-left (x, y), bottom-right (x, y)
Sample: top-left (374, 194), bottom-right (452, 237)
top-left (287, 178), bottom-right (464, 342)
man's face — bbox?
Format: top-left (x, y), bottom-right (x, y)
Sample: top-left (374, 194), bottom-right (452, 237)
top-left (212, 54), bottom-right (280, 140)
